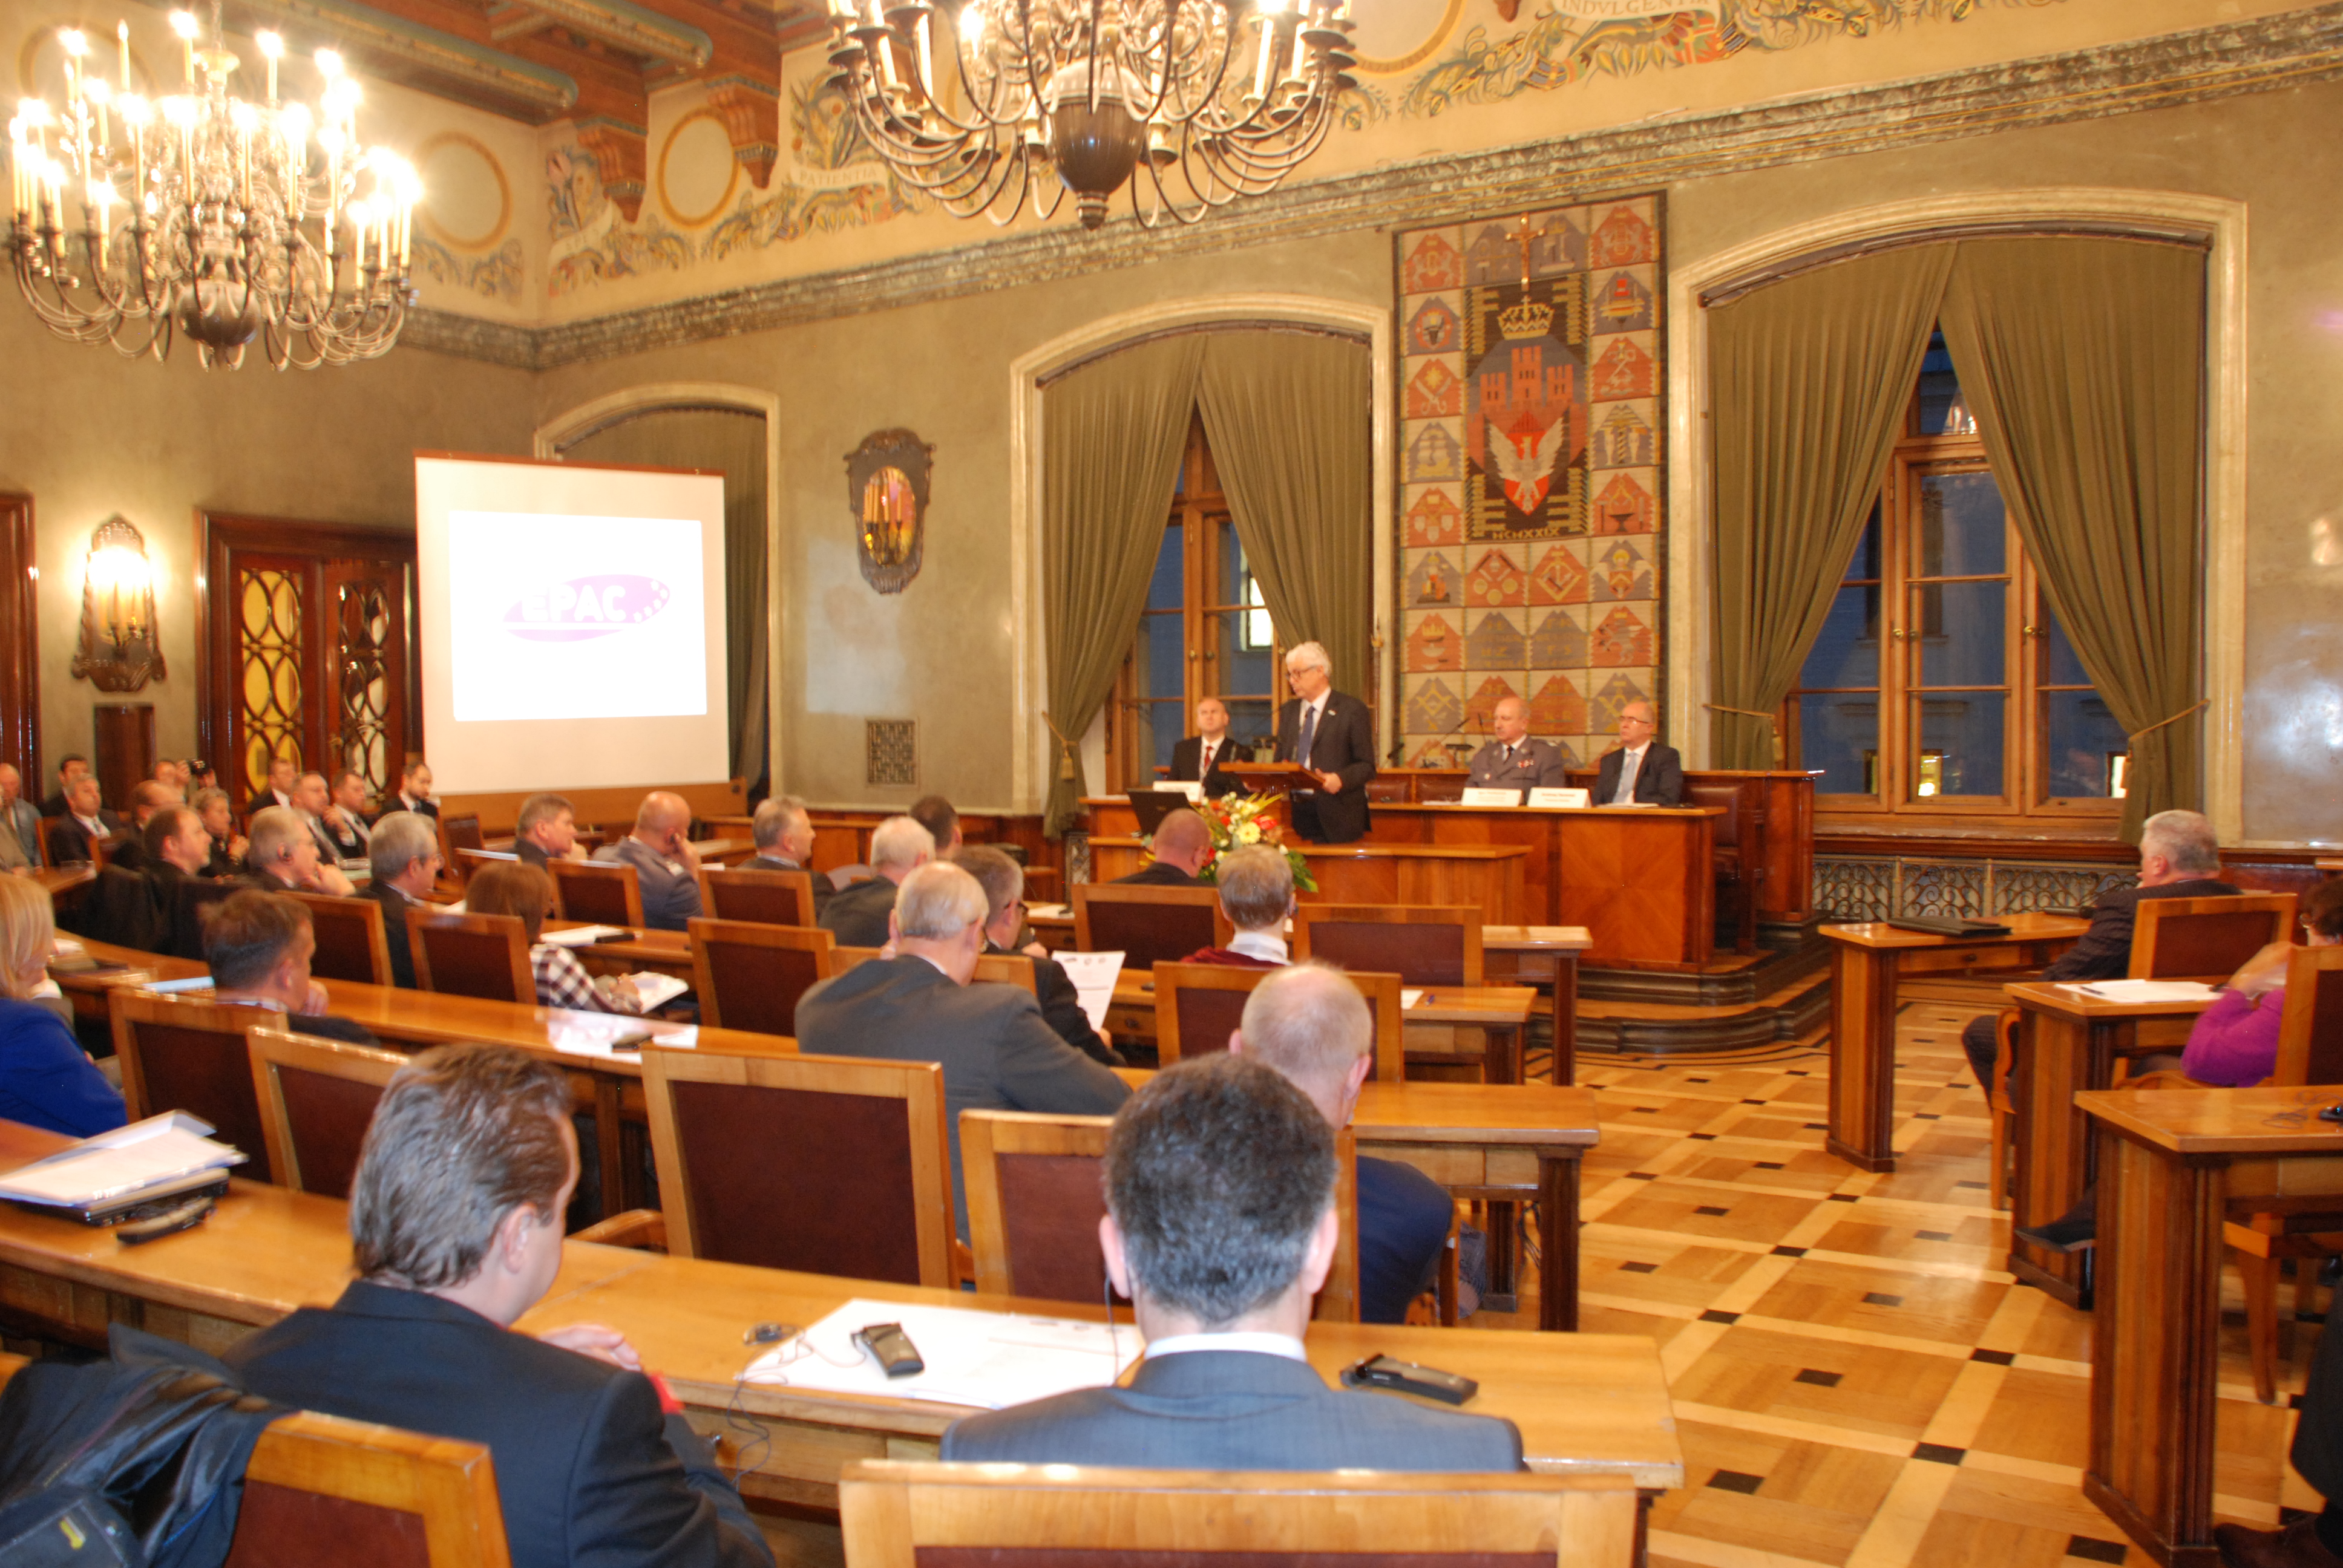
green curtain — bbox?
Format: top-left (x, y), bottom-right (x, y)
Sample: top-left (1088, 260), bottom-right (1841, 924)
top-left (1707, 247), bottom-right (1954, 768)
top-left (1194, 331), bottom-right (1375, 700)
top-left (562, 408), bottom-right (770, 786)
top-left (1938, 238), bottom-right (2206, 840)
top-left (1042, 336), bottom-right (1208, 838)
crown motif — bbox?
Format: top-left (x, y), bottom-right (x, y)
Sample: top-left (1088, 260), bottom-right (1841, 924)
top-left (1498, 292), bottom-right (1553, 340)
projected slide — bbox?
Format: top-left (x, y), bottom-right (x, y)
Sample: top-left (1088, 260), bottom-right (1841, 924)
top-left (416, 454), bottom-right (733, 793)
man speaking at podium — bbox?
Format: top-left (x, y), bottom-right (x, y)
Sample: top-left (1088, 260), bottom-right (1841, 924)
top-left (1272, 642), bottom-right (1375, 845)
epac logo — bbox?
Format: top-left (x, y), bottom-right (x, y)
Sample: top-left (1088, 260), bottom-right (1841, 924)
top-left (503, 575), bottom-right (670, 642)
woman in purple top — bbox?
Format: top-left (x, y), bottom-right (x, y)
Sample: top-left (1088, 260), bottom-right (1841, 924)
top-left (2174, 879), bottom-right (2343, 1086)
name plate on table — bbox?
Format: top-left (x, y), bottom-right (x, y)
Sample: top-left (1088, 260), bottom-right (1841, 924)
top-left (1527, 788), bottom-right (1591, 809)
top-left (1153, 782), bottom-right (1202, 801)
top-left (1460, 787), bottom-right (1525, 808)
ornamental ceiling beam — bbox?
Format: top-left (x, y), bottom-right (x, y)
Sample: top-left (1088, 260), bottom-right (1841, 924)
top-left (179, 0), bottom-right (581, 119)
top-left (503, 0), bottom-right (714, 70)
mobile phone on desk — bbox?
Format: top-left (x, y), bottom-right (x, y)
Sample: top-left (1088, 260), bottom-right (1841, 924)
top-left (1340, 1353), bottom-right (1477, 1405)
top-left (854, 1322), bottom-right (925, 1377)
top-left (608, 1031), bottom-right (653, 1052)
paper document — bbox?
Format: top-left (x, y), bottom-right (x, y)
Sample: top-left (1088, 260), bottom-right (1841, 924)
top-left (626, 972), bottom-right (690, 1011)
top-left (1024, 903), bottom-right (1071, 921)
top-left (545, 1011), bottom-right (682, 1058)
top-left (741, 1298), bottom-right (1138, 1410)
top-left (1402, 988), bottom-right (1425, 1009)
top-left (2069, 979), bottom-right (2220, 1004)
top-left (1053, 950), bottom-right (1126, 1034)
top-left (542, 925), bottom-right (628, 947)
top-left (1459, 787), bottom-right (1524, 808)
top-left (1153, 782), bottom-right (1203, 801)
top-left (0, 1114), bottom-right (246, 1206)
top-left (144, 976), bottom-right (217, 995)
top-left (1527, 787), bottom-right (1591, 809)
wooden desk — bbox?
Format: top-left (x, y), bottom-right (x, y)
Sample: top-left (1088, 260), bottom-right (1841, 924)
top-left (0, 1118), bottom-right (1676, 1511)
top-left (1086, 837), bottom-right (1528, 925)
top-left (2077, 1088), bottom-right (2343, 1566)
top-left (1820, 916), bottom-right (2089, 1172)
top-left (2002, 982), bottom-right (2215, 1308)
top-left (1112, 971), bottom-right (1544, 1084)
top-left (435, 780), bottom-right (749, 837)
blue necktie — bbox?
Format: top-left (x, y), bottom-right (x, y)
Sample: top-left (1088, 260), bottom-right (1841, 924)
top-left (1296, 703), bottom-right (1319, 771)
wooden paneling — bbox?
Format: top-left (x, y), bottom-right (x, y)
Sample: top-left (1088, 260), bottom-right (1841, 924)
top-left (0, 495), bottom-right (38, 781)
top-left (439, 780), bottom-right (747, 835)
top-left (1087, 837), bottom-right (1527, 925)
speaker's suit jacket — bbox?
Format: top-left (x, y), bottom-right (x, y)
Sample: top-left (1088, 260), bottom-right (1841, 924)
top-left (1464, 738), bottom-right (1570, 799)
top-left (224, 1281), bottom-right (773, 1568)
top-left (940, 1348), bottom-right (1522, 1471)
top-left (1168, 736), bottom-right (1244, 797)
top-left (1591, 743), bottom-right (1685, 807)
top-left (1273, 691), bottom-right (1377, 844)
top-left (794, 955), bottom-right (1129, 1236)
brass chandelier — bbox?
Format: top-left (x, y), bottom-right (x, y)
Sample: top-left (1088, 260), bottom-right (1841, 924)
top-left (5, 6), bottom-right (419, 370)
top-left (823, 0), bottom-right (1357, 229)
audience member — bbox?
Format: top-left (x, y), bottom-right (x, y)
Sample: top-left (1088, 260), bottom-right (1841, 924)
top-left (941, 1054), bottom-right (1519, 1469)
top-left (203, 890), bottom-right (382, 1045)
top-left (953, 844), bottom-right (1120, 1067)
top-left (1232, 963), bottom-right (1456, 1324)
top-left (38, 754), bottom-right (90, 820)
top-left (795, 861), bottom-right (1128, 1235)
top-left (362, 812), bottom-right (443, 989)
top-left (239, 806), bottom-right (357, 897)
top-left (185, 759), bottom-right (216, 793)
top-left (1182, 844), bottom-right (1293, 967)
top-left (0, 875), bottom-right (124, 1136)
top-left (389, 759), bottom-right (437, 820)
top-left (1961, 809), bottom-right (2239, 1093)
top-left (152, 757), bottom-right (185, 795)
top-left (45, 776), bottom-right (122, 865)
top-left (0, 763), bottom-right (38, 866)
top-left (1169, 696), bottom-right (1244, 797)
top-left (593, 792), bottom-right (703, 931)
top-left (817, 815), bottom-right (932, 947)
top-left (467, 861), bottom-right (647, 1015)
top-left (192, 786), bottom-right (247, 877)
top-left (1593, 701), bottom-right (1684, 807)
top-left (247, 756), bottom-right (298, 816)
top-left (1466, 696), bottom-right (1568, 798)
top-left (741, 796), bottom-right (829, 915)
top-left (142, 804), bottom-right (213, 888)
top-left (1115, 807), bottom-right (1213, 886)
top-left (513, 793), bottom-right (580, 869)
top-left (316, 769), bottom-right (374, 860)
top-left (909, 794), bottom-right (962, 853)
top-left (1273, 642), bottom-right (1377, 845)
top-left (221, 1043), bottom-right (773, 1568)
top-left (100, 780), bottom-right (179, 871)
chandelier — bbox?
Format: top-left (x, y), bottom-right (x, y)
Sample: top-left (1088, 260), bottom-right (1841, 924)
top-left (823, 0), bottom-right (1357, 230)
top-left (5, 7), bottom-right (419, 369)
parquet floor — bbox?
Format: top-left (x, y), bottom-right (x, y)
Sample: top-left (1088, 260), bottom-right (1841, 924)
top-left (1548, 1000), bottom-right (2319, 1568)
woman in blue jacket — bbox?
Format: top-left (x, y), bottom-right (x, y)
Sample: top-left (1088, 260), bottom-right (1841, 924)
top-left (0, 874), bottom-right (125, 1136)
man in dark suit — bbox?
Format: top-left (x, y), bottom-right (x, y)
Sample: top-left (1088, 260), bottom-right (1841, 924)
top-left (743, 796), bottom-right (833, 916)
top-left (909, 794), bottom-right (962, 854)
top-left (96, 780), bottom-right (179, 872)
top-left (955, 844), bottom-right (1121, 1067)
top-left (796, 861), bottom-right (1129, 1236)
top-left (203, 889), bottom-right (385, 1045)
top-left (240, 806), bottom-right (357, 897)
top-left (514, 792), bottom-right (579, 871)
top-left (1465, 696), bottom-right (1570, 799)
top-left (38, 753), bottom-right (90, 820)
top-left (388, 759), bottom-right (439, 821)
top-left (45, 775), bottom-right (123, 865)
top-left (223, 1042), bottom-right (772, 1568)
top-left (818, 815), bottom-right (933, 947)
top-left (1963, 809), bottom-right (2240, 1096)
top-left (245, 756), bottom-right (300, 818)
top-left (363, 811), bottom-right (442, 988)
top-left (1591, 701), bottom-right (1683, 806)
top-left (1113, 808), bottom-right (1213, 886)
top-left (1272, 642), bottom-right (1376, 844)
top-left (593, 792), bottom-right (703, 932)
top-left (942, 1052), bottom-right (1520, 1470)
top-left (1168, 697), bottom-right (1245, 797)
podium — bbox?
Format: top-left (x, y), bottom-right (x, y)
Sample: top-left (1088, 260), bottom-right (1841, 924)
top-left (1220, 761), bottom-right (1320, 800)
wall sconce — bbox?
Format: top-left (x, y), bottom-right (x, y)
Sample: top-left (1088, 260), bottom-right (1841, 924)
top-left (70, 516), bottom-right (166, 693)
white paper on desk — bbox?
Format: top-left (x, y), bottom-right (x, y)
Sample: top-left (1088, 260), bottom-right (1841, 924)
top-left (144, 976), bottom-right (215, 995)
top-left (545, 1013), bottom-right (671, 1057)
top-left (51, 938), bottom-right (82, 953)
top-left (2070, 979), bottom-right (2220, 1004)
top-left (1459, 787), bottom-right (1524, 808)
top-left (542, 925), bottom-right (628, 948)
top-left (1527, 787), bottom-right (1591, 809)
top-left (1025, 903), bottom-right (1071, 921)
top-left (1153, 782), bottom-right (1202, 802)
top-left (1401, 988), bottom-right (1425, 1009)
top-left (0, 1114), bottom-right (244, 1205)
top-left (627, 972), bottom-right (691, 1010)
top-left (740, 1298), bottom-right (1137, 1410)
top-left (1053, 950), bottom-right (1126, 1034)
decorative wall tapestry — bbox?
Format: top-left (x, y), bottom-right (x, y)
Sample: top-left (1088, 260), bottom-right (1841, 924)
top-left (1395, 194), bottom-right (1663, 771)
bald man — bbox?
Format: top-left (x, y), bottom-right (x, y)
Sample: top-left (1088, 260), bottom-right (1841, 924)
top-left (1592, 701), bottom-right (1683, 807)
top-left (1113, 807), bottom-right (1214, 887)
top-left (592, 791), bottom-right (703, 930)
top-left (1464, 697), bottom-right (1569, 799)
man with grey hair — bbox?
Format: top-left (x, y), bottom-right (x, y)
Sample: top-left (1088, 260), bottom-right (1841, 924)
top-left (941, 1054), bottom-right (1519, 1469)
top-left (1231, 962), bottom-right (1458, 1324)
top-left (1181, 843), bottom-right (1294, 967)
top-left (237, 805), bottom-right (356, 895)
top-left (1272, 641), bottom-right (1376, 844)
top-left (1593, 699), bottom-right (1683, 806)
top-left (593, 791), bottom-right (703, 930)
top-left (796, 860), bottom-right (1127, 1235)
top-left (818, 814), bottom-right (934, 948)
top-left (0, 763), bottom-right (41, 867)
top-left (954, 844), bottom-right (1119, 1066)
top-left (223, 1043), bottom-right (773, 1568)
top-left (1466, 694), bottom-right (1570, 799)
top-left (513, 792), bottom-right (579, 871)
top-left (361, 811), bottom-right (444, 988)
top-left (745, 795), bottom-right (832, 916)
top-left (1960, 808), bottom-right (2239, 1093)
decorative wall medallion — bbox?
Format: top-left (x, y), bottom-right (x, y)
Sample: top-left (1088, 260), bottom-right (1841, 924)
top-left (867, 719), bottom-right (917, 786)
top-left (847, 428), bottom-right (932, 594)
top-left (71, 515), bottom-right (166, 693)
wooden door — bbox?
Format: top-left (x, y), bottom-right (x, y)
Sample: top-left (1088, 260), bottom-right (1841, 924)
top-left (198, 514), bottom-right (416, 809)
top-left (0, 495), bottom-right (38, 779)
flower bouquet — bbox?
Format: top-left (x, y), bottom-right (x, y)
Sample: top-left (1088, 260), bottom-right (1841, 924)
top-left (1181, 791), bottom-right (1316, 892)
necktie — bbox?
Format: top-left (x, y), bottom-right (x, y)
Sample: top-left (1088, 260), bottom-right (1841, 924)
top-left (1502, 744), bottom-right (1515, 767)
top-left (1613, 748), bottom-right (1640, 805)
top-left (1296, 703), bottom-right (1319, 771)
top-left (1201, 742), bottom-right (1214, 774)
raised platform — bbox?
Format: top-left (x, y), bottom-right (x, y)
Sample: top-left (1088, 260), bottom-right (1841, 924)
top-left (1572, 916), bottom-right (1832, 1056)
